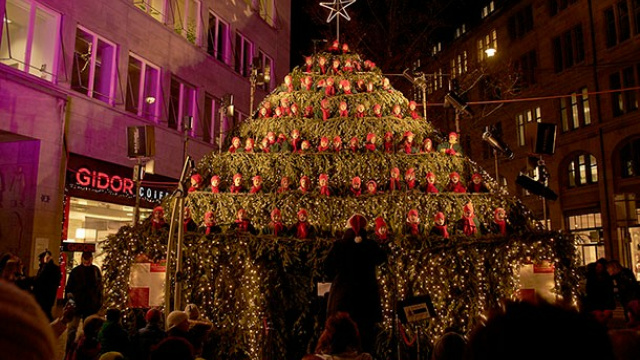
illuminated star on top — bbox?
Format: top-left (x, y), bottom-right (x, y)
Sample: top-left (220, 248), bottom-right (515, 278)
top-left (320, 0), bottom-right (356, 23)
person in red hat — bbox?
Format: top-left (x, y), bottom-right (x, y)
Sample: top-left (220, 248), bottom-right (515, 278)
top-left (404, 167), bottom-right (419, 191)
top-left (324, 213), bottom-right (386, 354)
top-left (374, 217), bottom-right (390, 242)
top-left (241, 138), bottom-right (255, 153)
top-left (325, 77), bottom-right (337, 96)
top-left (409, 101), bottom-right (420, 119)
top-left (365, 133), bottom-right (377, 151)
top-left (273, 106), bottom-right (284, 119)
top-left (332, 136), bottom-right (343, 152)
top-left (299, 140), bottom-right (311, 154)
top-left (199, 211), bottom-right (221, 235)
top-left (290, 129), bottom-right (302, 152)
top-left (355, 103), bottom-right (366, 118)
top-left (445, 172), bottom-right (467, 193)
top-left (437, 132), bottom-right (463, 156)
top-left (468, 173), bottom-right (489, 193)
top-left (290, 208), bottom-right (314, 239)
top-left (249, 175), bottom-right (263, 194)
top-left (132, 308), bottom-right (166, 360)
top-left (429, 212), bottom-right (449, 239)
top-left (151, 206), bottom-right (168, 231)
top-left (229, 173), bottom-right (244, 193)
top-left (350, 177), bottom-right (362, 196)
top-left (318, 174), bottom-right (331, 196)
top-left (338, 101), bottom-right (348, 117)
top-left (348, 136), bottom-right (359, 153)
top-left (277, 176), bottom-right (291, 194)
top-left (228, 137), bottom-right (242, 153)
top-left (298, 175), bottom-right (311, 193)
top-left (264, 208), bottom-right (286, 237)
top-left (321, 98), bottom-right (331, 121)
top-left (366, 180), bottom-right (378, 195)
top-left (273, 133), bottom-right (292, 152)
top-left (424, 172), bottom-right (440, 193)
top-left (488, 207), bottom-right (512, 236)
top-left (372, 104), bottom-right (382, 117)
top-left (420, 138), bottom-right (433, 153)
top-left (405, 209), bottom-right (424, 237)
top-left (391, 104), bottom-right (403, 119)
top-left (188, 174), bottom-right (203, 193)
top-left (210, 175), bottom-right (221, 193)
top-left (455, 202), bottom-right (484, 237)
top-left (317, 137), bottom-right (330, 152)
top-left (383, 131), bottom-right (395, 153)
top-left (401, 131), bottom-right (417, 154)
top-left (229, 208), bottom-right (257, 234)
top-left (389, 167), bottom-right (403, 191)
top-left (304, 56), bottom-right (313, 73)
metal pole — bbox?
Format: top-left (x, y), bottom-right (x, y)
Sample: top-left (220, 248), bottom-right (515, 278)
top-left (133, 158), bottom-right (142, 225)
top-left (164, 197), bottom-right (181, 319)
top-left (249, 74), bottom-right (256, 116)
top-left (542, 197), bottom-right (548, 230)
top-left (454, 111), bottom-right (460, 134)
top-left (494, 149), bottom-right (499, 186)
top-left (219, 108), bottom-right (224, 153)
top-left (421, 86), bottom-right (427, 121)
top-left (173, 197), bottom-right (185, 311)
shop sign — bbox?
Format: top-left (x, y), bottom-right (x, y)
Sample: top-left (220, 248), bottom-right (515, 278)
top-left (61, 242), bottom-right (96, 252)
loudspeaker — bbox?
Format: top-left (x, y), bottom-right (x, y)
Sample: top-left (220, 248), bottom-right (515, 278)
top-left (515, 175), bottom-right (558, 201)
top-left (534, 123), bottom-right (557, 155)
top-left (127, 126), bottom-right (155, 158)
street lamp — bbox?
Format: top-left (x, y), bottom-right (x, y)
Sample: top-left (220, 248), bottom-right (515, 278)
top-left (249, 57), bottom-right (271, 116)
top-left (182, 115), bottom-right (193, 161)
top-left (218, 94), bottom-right (234, 153)
top-left (482, 126), bottom-right (514, 186)
top-left (485, 48), bottom-right (497, 57)
top-left (444, 91), bottom-right (472, 134)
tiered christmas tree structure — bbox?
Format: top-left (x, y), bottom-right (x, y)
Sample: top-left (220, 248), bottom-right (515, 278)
top-left (102, 45), bottom-right (581, 360)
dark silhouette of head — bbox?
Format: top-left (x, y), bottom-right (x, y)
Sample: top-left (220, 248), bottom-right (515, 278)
top-left (315, 312), bottom-right (361, 355)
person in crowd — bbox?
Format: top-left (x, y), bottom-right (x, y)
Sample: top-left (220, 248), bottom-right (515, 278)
top-left (583, 258), bottom-right (616, 326)
top-left (166, 310), bottom-right (190, 342)
top-left (405, 209), bottom-right (425, 238)
top-left (291, 208), bottom-right (316, 240)
top-left (0, 280), bottom-right (57, 360)
top-left (32, 249), bottom-right (62, 320)
top-left (149, 337), bottom-right (195, 360)
top-left (98, 308), bottom-right (130, 357)
top-left (455, 202), bottom-right (484, 237)
top-left (229, 208), bottom-right (258, 235)
top-left (199, 211), bottom-right (222, 235)
top-left (131, 308), bottom-right (166, 360)
top-left (265, 208), bottom-right (287, 237)
top-left (151, 206), bottom-right (169, 232)
top-left (467, 173), bottom-right (489, 193)
top-left (626, 299), bottom-right (640, 330)
top-left (184, 304), bottom-right (213, 358)
top-left (464, 298), bottom-right (615, 360)
top-left (487, 207), bottom-right (513, 236)
top-left (325, 215), bottom-right (386, 355)
top-left (429, 212), bottom-right (450, 239)
top-left (98, 352), bottom-right (124, 360)
top-left (183, 207), bottom-right (198, 232)
top-left (65, 251), bottom-right (104, 358)
top-left (606, 259), bottom-right (640, 320)
top-left (430, 329), bottom-right (467, 360)
top-left (608, 328), bottom-right (640, 360)
top-left (303, 312), bottom-right (372, 360)
top-left (68, 314), bottom-right (105, 360)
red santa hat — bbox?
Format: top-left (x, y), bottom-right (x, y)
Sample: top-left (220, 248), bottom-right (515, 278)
top-left (494, 207), bottom-right (505, 220)
top-left (280, 176), bottom-right (289, 185)
top-left (333, 136), bottom-right (342, 143)
top-left (409, 101), bottom-right (417, 108)
top-left (434, 212), bottom-right (445, 221)
top-left (472, 173), bottom-right (482, 181)
top-left (233, 173), bottom-right (243, 181)
top-left (210, 175), bottom-right (220, 183)
top-left (391, 167), bottom-right (400, 175)
top-left (375, 217), bottom-right (387, 232)
top-left (350, 136), bottom-right (359, 144)
top-left (342, 43), bottom-right (349, 53)
top-left (291, 129), bottom-right (300, 136)
top-left (301, 140), bottom-right (311, 148)
top-left (252, 175), bottom-right (262, 182)
top-left (352, 176), bottom-right (361, 185)
top-left (271, 208), bottom-right (281, 220)
top-left (278, 133), bottom-right (287, 141)
top-left (300, 175), bottom-right (310, 183)
top-left (367, 180), bottom-right (377, 188)
top-left (403, 131), bottom-right (414, 138)
top-left (426, 172), bottom-right (436, 179)
top-left (236, 208), bottom-right (246, 218)
top-left (297, 208), bottom-right (308, 218)
top-left (191, 174), bottom-right (203, 184)
top-left (405, 168), bottom-right (415, 176)
top-left (245, 138), bottom-right (255, 145)
top-left (366, 133), bottom-right (376, 142)
top-left (373, 103), bottom-right (382, 110)
top-left (319, 174), bottom-right (329, 182)
top-left (290, 103), bottom-right (298, 112)
top-left (449, 132), bottom-right (458, 139)
top-left (384, 131), bottom-right (393, 139)
top-left (267, 131), bottom-right (276, 138)
top-left (280, 97), bottom-right (290, 105)
top-left (449, 172), bottom-right (460, 180)
top-left (464, 202), bottom-right (474, 215)
top-left (232, 136), bottom-right (240, 144)
top-left (408, 209), bottom-right (419, 218)
top-left (320, 136), bottom-right (329, 144)
top-left (326, 77), bottom-right (335, 84)
top-left (339, 79), bottom-right (350, 87)
top-left (347, 214), bottom-right (367, 234)
top-left (204, 211), bottom-right (214, 221)
top-left (153, 206), bottom-right (164, 215)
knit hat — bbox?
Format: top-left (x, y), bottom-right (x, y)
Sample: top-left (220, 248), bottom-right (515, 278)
top-left (366, 133), bottom-right (376, 142)
top-left (190, 174), bottom-right (202, 184)
top-left (426, 172), bottom-right (436, 179)
top-left (297, 209), bottom-right (308, 217)
top-left (403, 131), bottom-right (414, 138)
top-left (348, 214), bottom-right (367, 243)
top-left (464, 202), bottom-right (474, 215)
top-left (184, 303), bottom-right (200, 320)
top-left (384, 131), bottom-right (393, 139)
top-left (319, 174), bottom-right (329, 182)
top-left (449, 132), bottom-right (458, 139)
top-left (153, 206), bottom-right (164, 215)
top-left (233, 173), bottom-right (242, 181)
top-left (166, 310), bottom-right (189, 331)
top-left (204, 211), bottom-right (214, 221)
top-left (271, 208), bottom-right (281, 220)
top-left (472, 173), bottom-right (482, 181)
top-left (210, 175), bottom-right (220, 183)
top-left (434, 212), bottom-right (445, 221)
top-left (145, 308), bottom-right (162, 323)
top-left (99, 352), bottom-right (124, 360)
top-left (333, 136), bottom-right (342, 143)
top-left (0, 281), bottom-right (56, 360)
top-left (352, 176), bottom-right (361, 185)
top-left (449, 172), bottom-right (460, 179)
top-left (408, 209), bottom-right (419, 218)
top-left (375, 217), bottom-right (387, 234)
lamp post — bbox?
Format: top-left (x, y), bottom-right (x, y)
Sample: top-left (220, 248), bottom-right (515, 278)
top-left (218, 94), bottom-right (234, 153)
top-left (182, 115), bottom-right (193, 161)
top-left (249, 57), bottom-right (271, 116)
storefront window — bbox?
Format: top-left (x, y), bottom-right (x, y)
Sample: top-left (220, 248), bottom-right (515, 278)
top-left (566, 211), bottom-right (604, 265)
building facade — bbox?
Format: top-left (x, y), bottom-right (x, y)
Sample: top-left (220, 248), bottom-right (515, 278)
top-left (421, 0), bottom-right (640, 273)
top-left (0, 0), bottom-right (291, 273)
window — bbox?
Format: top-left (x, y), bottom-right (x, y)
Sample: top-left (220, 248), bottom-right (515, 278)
top-left (258, 0), bottom-right (276, 27)
top-left (207, 12), bottom-right (230, 65)
top-left (620, 138), bottom-right (640, 178)
top-left (508, 5), bottom-right (534, 40)
top-left (552, 25), bottom-right (585, 73)
top-left (133, 0), bottom-right (167, 22)
top-left (171, 0), bottom-right (201, 45)
top-left (516, 114), bottom-right (525, 147)
top-left (71, 27), bottom-right (118, 105)
top-left (0, 0), bottom-right (61, 82)
top-left (432, 42), bottom-right (441, 56)
top-left (567, 153), bottom-right (598, 187)
top-left (633, 0), bottom-right (640, 34)
top-left (605, 2), bottom-right (632, 48)
top-left (477, 29), bottom-right (497, 61)
top-left (450, 51), bottom-right (468, 78)
top-left (455, 24), bottom-right (466, 39)
top-left (515, 50), bottom-right (537, 88)
top-left (126, 54), bottom-right (161, 121)
top-left (481, 1), bottom-right (495, 18)
top-left (168, 77), bottom-right (197, 135)
top-left (234, 32), bottom-right (253, 77)
top-left (560, 87), bottom-right (591, 131)
top-left (202, 93), bottom-right (220, 145)
top-left (610, 67), bottom-right (639, 116)
top-left (256, 49), bottom-right (273, 91)
top-left (549, 0), bottom-right (578, 16)
top-left (566, 210), bottom-right (603, 265)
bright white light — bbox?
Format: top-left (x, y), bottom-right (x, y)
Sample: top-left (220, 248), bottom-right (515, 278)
top-left (485, 48), bottom-right (497, 57)
top-left (145, 96), bottom-right (156, 104)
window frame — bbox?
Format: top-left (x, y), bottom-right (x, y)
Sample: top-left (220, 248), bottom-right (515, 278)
top-left (566, 153), bottom-right (598, 188)
top-left (207, 11), bottom-right (230, 65)
top-left (126, 53), bottom-right (162, 122)
top-left (168, 76), bottom-right (198, 136)
top-left (234, 31), bottom-right (253, 77)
